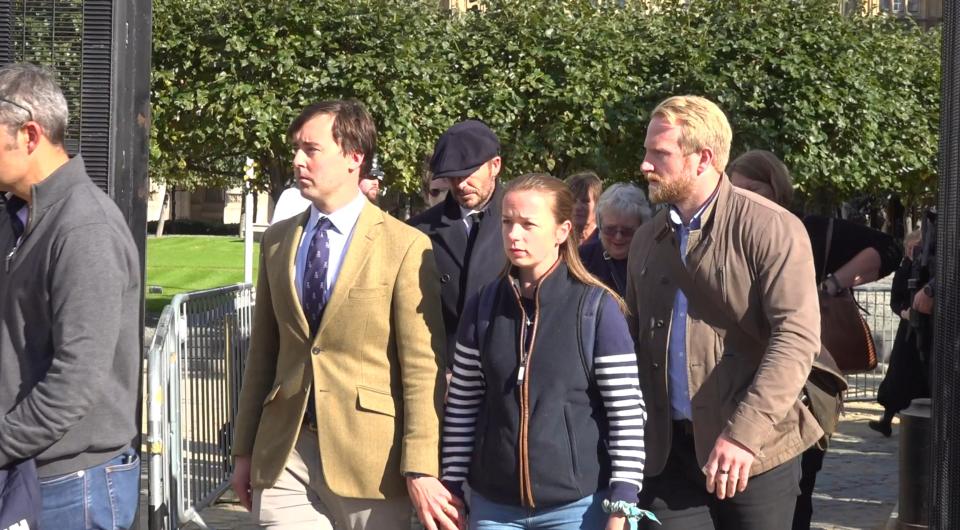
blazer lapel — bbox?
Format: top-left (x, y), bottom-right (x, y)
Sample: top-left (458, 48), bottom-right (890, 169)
top-left (435, 198), bottom-right (468, 268)
top-left (316, 201), bottom-right (383, 337)
top-left (282, 210), bottom-right (311, 340)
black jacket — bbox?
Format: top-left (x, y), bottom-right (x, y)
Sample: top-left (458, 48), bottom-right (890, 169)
top-left (408, 185), bottom-right (507, 364)
top-left (579, 237), bottom-right (627, 297)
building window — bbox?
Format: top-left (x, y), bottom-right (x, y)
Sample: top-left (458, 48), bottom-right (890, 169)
top-left (892, 0), bottom-right (904, 12)
top-left (907, 0), bottom-right (920, 13)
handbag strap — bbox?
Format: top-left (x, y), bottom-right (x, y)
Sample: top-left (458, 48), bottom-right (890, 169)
top-left (821, 217), bottom-right (834, 284)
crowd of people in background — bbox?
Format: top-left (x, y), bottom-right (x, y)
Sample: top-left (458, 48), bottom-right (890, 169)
top-left (227, 92), bottom-right (930, 530)
top-left (0, 60), bottom-right (936, 530)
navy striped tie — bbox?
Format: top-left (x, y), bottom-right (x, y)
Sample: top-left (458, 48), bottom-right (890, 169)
top-left (303, 217), bottom-right (333, 335)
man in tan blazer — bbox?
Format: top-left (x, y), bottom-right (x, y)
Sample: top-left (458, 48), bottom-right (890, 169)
top-left (230, 100), bottom-right (460, 530)
top-left (625, 96), bottom-right (821, 529)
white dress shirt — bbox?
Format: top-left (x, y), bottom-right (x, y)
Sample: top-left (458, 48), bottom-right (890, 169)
top-left (294, 192), bottom-right (367, 304)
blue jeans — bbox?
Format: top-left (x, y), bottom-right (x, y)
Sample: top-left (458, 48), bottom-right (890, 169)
top-left (38, 447), bottom-right (140, 530)
top-left (468, 490), bottom-right (608, 530)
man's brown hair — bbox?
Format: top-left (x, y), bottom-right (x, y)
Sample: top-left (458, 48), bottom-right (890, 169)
top-left (287, 99), bottom-right (378, 179)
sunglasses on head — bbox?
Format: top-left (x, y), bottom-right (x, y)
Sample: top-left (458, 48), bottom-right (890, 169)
top-left (0, 97), bottom-right (33, 122)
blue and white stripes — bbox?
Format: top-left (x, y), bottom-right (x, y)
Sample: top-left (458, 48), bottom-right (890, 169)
top-left (595, 352), bottom-right (647, 493)
top-left (441, 340), bottom-right (485, 484)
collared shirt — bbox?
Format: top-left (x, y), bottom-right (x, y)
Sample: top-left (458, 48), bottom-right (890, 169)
top-left (294, 192), bottom-right (366, 304)
top-left (3, 193), bottom-right (28, 246)
top-left (666, 186), bottom-right (720, 421)
top-left (459, 203), bottom-right (490, 234)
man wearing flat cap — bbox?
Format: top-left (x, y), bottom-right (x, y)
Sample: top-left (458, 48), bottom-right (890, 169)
top-left (409, 120), bottom-right (507, 367)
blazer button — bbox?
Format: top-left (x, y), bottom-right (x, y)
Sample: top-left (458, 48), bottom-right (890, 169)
top-left (311, 347), bottom-right (321, 355)
top-left (655, 319), bottom-right (665, 328)
top-left (440, 273), bottom-right (451, 283)
top-left (652, 362), bottom-right (661, 369)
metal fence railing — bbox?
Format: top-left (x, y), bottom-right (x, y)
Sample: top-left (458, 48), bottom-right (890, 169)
top-left (147, 283), bottom-right (255, 530)
top-left (847, 283), bottom-right (898, 402)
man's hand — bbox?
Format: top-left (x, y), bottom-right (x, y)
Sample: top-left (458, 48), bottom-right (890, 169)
top-left (604, 514), bottom-right (627, 530)
top-left (703, 433), bottom-right (755, 500)
top-left (913, 287), bottom-right (934, 315)
top-left (231, 456), bottom-right (253, 511)
top-left (406, 475), bottom-right (462, 530)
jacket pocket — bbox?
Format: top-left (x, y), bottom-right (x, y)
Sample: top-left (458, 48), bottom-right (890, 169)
top-left (348, 286), bottom-right (388, 299)
top-left (262, 383), bottom-right (282, 406)
top-left (563, 405), bottom-right (582, 480)
top-left (356, 385), bottom-right (397, 417)
top-left (717, 265), bottom-right (728, 306)
top-left (561, 405), bottom-right (583, 498)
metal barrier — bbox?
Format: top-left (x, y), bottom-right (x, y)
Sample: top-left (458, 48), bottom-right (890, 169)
top-left (147, 284), bottom-right (255, 530)
top-left (847, 283), bottom-right (898, 401)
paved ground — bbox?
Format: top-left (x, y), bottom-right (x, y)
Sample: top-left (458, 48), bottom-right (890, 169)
top-left (145, 401), bottom-right (900, 530)
top-left (810, 401), bottom-right (901, 530)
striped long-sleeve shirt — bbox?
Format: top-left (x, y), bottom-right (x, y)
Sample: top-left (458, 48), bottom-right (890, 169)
top-left (441, 290), bottom-right (647, 504)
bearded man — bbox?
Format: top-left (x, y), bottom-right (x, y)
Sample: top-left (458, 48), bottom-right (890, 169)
top-left (625, 96), bottom-right (822, 529)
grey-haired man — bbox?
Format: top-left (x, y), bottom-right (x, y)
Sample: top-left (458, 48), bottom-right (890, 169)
top-left (0, 63), bottom-right (141, 528)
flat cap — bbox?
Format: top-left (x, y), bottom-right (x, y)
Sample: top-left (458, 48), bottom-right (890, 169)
top-left (430, 120), bottom-right (500, 179)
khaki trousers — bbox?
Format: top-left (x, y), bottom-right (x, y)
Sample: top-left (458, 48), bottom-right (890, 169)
top-left (252, 426), bottom-right (412, 530)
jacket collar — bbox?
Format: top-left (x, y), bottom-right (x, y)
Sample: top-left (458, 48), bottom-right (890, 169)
top-left (655, 174), bottom-right (733, 241)
top-left (441, 181), bottom-right (503, 223)
top-left (315, 200), bottom-right (384, 339)
top-left (508, 258), bottom-right (576, 307)
top-left (24, 156), bottom-right (89, 237)
top-left (668, 176), bottom-right (722, 230)
top-left (436, 183), bottom-right (504, 267)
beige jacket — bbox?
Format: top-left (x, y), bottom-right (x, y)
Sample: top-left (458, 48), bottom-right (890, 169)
top-left (625, 176), bottom-right (823, 477)
top-left (232, 201), bottom-right (446, 499)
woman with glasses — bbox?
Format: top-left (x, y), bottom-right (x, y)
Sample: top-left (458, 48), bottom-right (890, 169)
top-left (580, 183), bottom-right (652, 296)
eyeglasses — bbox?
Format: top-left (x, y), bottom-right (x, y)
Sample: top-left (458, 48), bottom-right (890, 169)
top-left (0, 97), bottom-right (33, 122)
top-left (600, 225), bottom-right (639, 238)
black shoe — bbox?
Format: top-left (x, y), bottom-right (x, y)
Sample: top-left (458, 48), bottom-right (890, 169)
top-left (869, 419), bottom-right (892, 437)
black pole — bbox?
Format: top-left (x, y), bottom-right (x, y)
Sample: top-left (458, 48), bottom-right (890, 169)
top-left (929, 0), bottom-right (960, 527)
top-left (108, 0), bottom-right (151, 527)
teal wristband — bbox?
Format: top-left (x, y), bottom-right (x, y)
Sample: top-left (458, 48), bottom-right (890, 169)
top-left (602, 499), bottom-right (661, 529)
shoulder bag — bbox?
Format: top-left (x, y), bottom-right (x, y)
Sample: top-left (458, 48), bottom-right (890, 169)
top-left (819, 218), bottom-right (879, 373)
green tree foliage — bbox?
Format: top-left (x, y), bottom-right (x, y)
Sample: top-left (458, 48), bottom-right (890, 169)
top-left (152, 0), bottom-right (940, 207)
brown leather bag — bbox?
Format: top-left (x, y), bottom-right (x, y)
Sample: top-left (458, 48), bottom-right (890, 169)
top-left (819, 218), bottom-right (878, 373)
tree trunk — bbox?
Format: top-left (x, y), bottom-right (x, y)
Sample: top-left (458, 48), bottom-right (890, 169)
top-left (263, 156), bottom-right (290, 203)
top-left (156, 184), bottom-right (170, 237)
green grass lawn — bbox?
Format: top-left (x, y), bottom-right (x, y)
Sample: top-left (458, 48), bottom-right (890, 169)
top-left (145, 235), bottom-right (260, 314)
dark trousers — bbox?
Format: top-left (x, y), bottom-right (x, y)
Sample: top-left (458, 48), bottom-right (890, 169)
top-left (792, 446), bottom-right (825, 530)
top-left (639, 422), bottom-right (801, 530)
